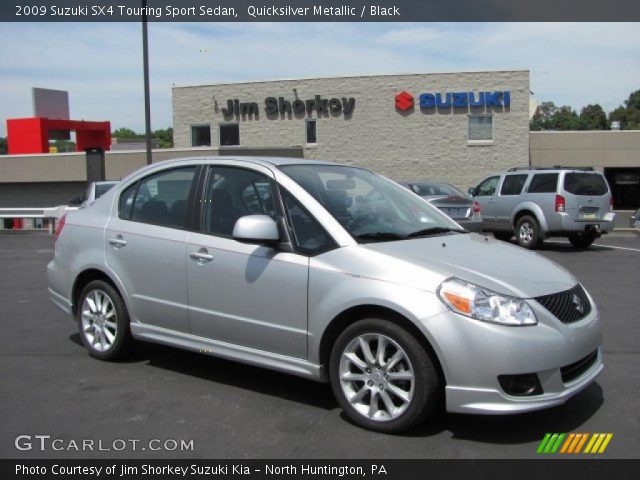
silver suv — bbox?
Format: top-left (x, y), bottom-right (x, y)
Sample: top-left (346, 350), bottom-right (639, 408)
top-left (469, 167), bottom-right (615, 249)
top-left (48, 157), bottom-right (602, 433)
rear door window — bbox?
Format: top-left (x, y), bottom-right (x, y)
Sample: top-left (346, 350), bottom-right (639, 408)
top-left (564, 173), bottom-right (608, 196)
top-left (528, 173), bottom-right (559, 193)
top-left (500, 175), bottom-right (528, 196)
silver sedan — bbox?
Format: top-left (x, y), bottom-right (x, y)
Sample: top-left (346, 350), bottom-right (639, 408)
top-left (48, 157), bottom-right (602, 433)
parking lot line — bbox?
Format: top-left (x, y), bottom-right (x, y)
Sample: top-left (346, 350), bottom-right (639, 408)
top-left (545, 240), bottom-right (640, 253)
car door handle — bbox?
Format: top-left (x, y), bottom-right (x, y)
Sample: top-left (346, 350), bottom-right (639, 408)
top-left (190, 249), bottom-right (214, 263)
top-left (108, 236), bottom-right (127, 248)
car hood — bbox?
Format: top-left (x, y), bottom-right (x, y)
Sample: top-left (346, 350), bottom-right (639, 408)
top-left (359, 233), bottom-right (576, 298)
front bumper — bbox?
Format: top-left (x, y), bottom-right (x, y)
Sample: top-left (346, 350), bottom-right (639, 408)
top-left (419, 296), bottom-right (603, 414)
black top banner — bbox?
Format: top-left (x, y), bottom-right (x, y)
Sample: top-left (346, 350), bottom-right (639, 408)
top-left (2, 0), bottom-right (640, 22)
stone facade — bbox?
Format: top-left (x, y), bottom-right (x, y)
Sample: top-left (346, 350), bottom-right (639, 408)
top-left (172, 70), bottom-right (530, 190)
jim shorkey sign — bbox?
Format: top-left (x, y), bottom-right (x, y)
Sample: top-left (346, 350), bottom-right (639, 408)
top-left (221, 95), bottom-right (356, 119)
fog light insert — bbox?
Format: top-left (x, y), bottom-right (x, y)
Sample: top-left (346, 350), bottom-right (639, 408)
top-left (498, 373), bottom-right (543, 397)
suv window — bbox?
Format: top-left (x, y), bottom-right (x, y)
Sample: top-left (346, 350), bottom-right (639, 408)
top-left (475, 176), bottom-right (500, 197)
top-left (124, 167), bottom-right (196, 228)
top-left (203, 167), bottom-right (276, 237)
top-left (281, 189), bottom-right (335, 256)
top-left (500, 175), bottom-right (528, 196)
top-left (528, 173), bottom-right (559, 193)
top-left (564, 172), bottom-right (608, 196)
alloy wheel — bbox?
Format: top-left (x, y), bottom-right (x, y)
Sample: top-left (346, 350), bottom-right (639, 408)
top-left (81, 289), bottom-right (117, 352)
top-left (339, 333), bottom-right (415, 422)
top-left (519, 222), bottom-right (534, 244)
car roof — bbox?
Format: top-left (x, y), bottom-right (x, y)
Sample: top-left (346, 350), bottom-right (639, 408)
top-left (153, 155), bottom-right (338, 169)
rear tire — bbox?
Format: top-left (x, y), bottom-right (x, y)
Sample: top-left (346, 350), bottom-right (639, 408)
top-left (568, 233), bottom-right (596, 249)
top-left (493, 231), bottom-right (513, 242)
top-left (515, 215), bottom-right (542, 249)
top-left (77, 280), bottom-right (134, 361)
top-left (329, 318), bottom-right (441, 433)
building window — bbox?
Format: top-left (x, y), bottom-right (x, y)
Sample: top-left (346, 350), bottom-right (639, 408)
top-left (219, 123), bottom-right (240, 146)
top-left (468, 115), bottom-right (493, 142)
top-left (191, 125), bottom-right (211, 147)
top-left (306, 120), bottom-right (317, 144)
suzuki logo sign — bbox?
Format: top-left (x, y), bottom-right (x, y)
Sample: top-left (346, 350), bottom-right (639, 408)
top-left (395, 91), bottom-right (414, 111)
top-left (395, 90), bottom-right (511, 111)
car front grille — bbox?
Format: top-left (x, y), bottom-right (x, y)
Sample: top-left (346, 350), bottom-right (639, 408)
top-left (534, 284), bottom-right (592, 323)
top-left (561, 350), bottom-right (598, 384)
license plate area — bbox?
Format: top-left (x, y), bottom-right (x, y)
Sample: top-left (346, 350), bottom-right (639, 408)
top-left (442, 207), bottom-right (469, 219)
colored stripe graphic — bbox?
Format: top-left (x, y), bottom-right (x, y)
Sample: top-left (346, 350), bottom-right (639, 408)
top-left (539, 433), bottom-right (613, 454)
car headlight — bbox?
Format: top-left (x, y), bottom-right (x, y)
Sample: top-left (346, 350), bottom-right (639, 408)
top-left (437, 277), bottom-right (537, 326)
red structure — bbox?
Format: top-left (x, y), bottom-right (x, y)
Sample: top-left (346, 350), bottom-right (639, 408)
top-left (6, 117), bottom-right (111, 154)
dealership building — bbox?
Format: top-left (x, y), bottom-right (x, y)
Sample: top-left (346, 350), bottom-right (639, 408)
top-left (172, 70), bottom-right (531, 189)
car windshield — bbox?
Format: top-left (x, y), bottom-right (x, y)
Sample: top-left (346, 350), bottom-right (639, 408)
top-left (408, 182), bottom-right (463, 197)
top-left (280, 164), bottom-right (464, 242)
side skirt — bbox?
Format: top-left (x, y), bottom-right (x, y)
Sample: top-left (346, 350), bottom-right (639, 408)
top-left (130, 323), bottom-right (327, 382)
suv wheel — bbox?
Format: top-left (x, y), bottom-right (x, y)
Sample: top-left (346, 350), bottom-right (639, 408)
top-left (568, 233), bottom-right (596, 249)
top-left (77, 280), bottom-right (135, 361)
top-left (329, 318), bottom-right (441, 433)
top-left (515, 215), bottom-right (542, 249)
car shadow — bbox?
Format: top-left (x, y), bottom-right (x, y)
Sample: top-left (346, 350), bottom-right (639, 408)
top-left (135, 342), bottom-right (337, 411)
top-left (68, 334), bottom-right (604, 441)
top-left (492, 237), bottom-right (614, 254)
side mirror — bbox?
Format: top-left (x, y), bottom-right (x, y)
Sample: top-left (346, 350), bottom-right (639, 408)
top-left (233, 215), bottom-right (280, 246)
top-left (69, 196), bottom-right (84, 206)
top-left (468, 187), bottom-right (477, 197)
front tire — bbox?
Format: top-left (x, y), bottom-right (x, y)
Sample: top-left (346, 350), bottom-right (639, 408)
top-left (516, 215), bottom-right (542, 249)
top-left (568, 233), bottom-right (596, 249)
top-left (329, 318), bottom-right (441, 433)
top-left (77, 280), bottom-right (134, 361)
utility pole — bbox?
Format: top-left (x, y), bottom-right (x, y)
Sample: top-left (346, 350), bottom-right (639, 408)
top-left (142, 0), bottom-right (152, 165)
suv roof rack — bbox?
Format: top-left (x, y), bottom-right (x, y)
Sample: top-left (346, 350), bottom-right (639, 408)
top-left (507, 166), bottom-right (595, 172)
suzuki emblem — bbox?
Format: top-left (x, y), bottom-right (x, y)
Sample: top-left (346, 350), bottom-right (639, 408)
top-left (572, 294), bottom-right (584, 315)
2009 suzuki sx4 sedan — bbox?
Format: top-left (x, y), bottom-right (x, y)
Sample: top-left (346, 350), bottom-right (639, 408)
top-left (48, 157), bottom-right (603, 433)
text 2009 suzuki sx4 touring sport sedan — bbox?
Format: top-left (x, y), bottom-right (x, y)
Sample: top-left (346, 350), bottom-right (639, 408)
top-left (48, 157), bottom-right (603, 432)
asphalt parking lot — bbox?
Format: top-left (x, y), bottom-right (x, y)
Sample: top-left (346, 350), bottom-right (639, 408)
top-left (1, 231), bottom-right (638, 459)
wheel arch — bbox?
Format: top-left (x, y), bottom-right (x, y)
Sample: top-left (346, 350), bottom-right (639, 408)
top-left (511, 203), bottom-right (548, 232)
top-left (71, 268), bottom-right (124, 316)
top-left (318, 304), bottom-right (446, 386)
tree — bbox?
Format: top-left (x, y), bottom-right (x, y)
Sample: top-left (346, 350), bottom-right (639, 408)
top-left (152, 127), bottom-right (173, 148)
top-left (0, 137), bottom-right (6, 155)
top-left (530, 101), bottom-right (558, 130)
top-left (112, 127), bottom-right (143, 139)
top-left (609, 89), bottom-right (640, 130)
top-left (579, 104), bottom-right (608, 130)
top-left (549, 105), bottom-right (581, 130)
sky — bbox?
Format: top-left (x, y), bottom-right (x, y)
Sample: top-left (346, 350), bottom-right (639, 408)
top-left (1, 22), bottom-right (639, 136)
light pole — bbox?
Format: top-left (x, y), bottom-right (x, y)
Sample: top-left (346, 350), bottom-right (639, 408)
top-left (142, 0), bottom-right (152, 165)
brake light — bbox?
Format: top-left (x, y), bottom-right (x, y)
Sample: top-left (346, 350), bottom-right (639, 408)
top-left (472, 201), bottom-right (481, 214)
top-left (555, 195), bottom-right (566, 213)
top-left (609, 196), bottom-right (614, 212)
top-left (53, 214), bottom-right (66, 242)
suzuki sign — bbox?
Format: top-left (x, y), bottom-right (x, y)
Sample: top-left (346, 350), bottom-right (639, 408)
top-left (395, 90), bottom-right (510, 111)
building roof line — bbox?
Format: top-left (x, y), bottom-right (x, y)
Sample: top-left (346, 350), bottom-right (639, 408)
top-left (172, 69), bottom-right (531, 89)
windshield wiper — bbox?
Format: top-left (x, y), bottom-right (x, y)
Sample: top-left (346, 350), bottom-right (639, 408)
top-left (353, 232), bottom-right (406, 243)
top-left (405, 227), bottom-right (468, 238)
